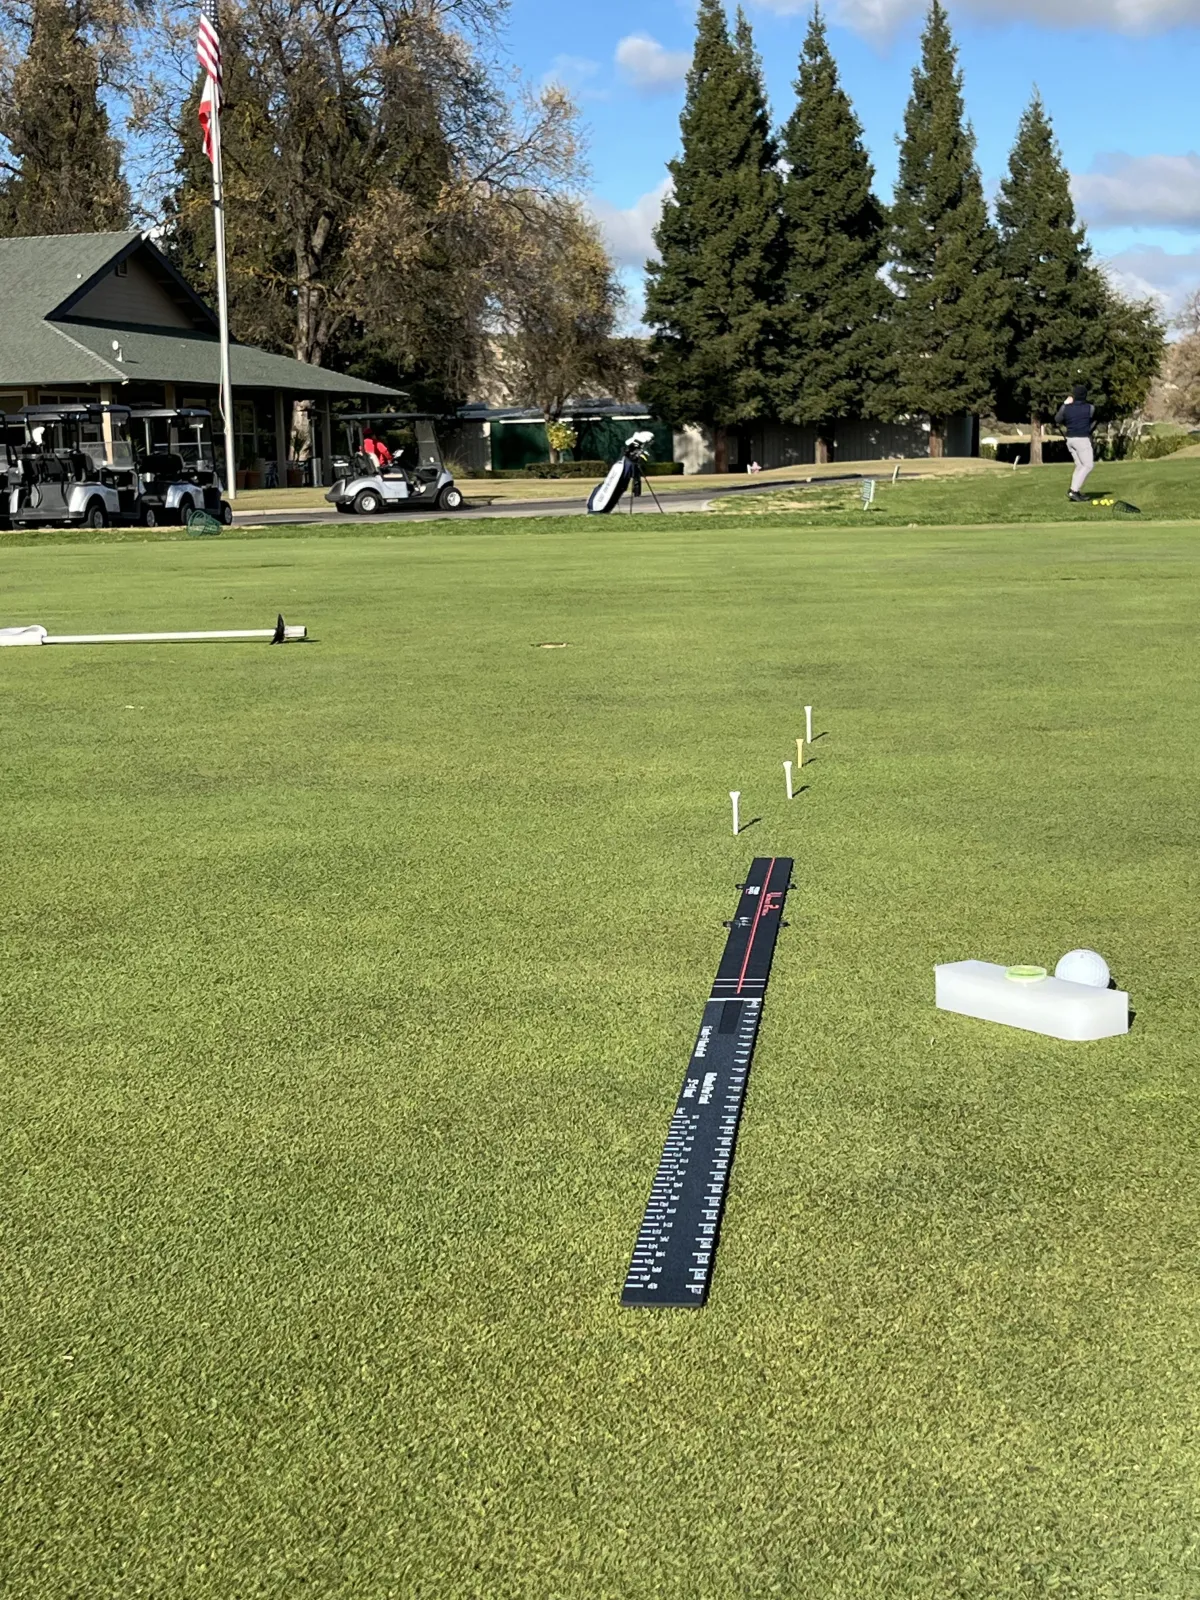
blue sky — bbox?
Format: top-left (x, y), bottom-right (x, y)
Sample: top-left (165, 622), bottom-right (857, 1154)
top-left (499, 0), bottom-right (1200, 329)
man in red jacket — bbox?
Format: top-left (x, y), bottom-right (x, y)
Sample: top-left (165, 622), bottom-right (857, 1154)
top-left (363, 429), bottom-right (393, 471)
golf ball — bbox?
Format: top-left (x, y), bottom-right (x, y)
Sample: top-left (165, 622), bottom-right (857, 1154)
top-left (1054, 949), bottom-right (1111, 988)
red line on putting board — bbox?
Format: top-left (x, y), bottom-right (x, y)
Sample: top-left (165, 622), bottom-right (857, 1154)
top-left (733, 855), bottom-right (779, 995)
top-left (621, 858), bottom-right (793, 1308)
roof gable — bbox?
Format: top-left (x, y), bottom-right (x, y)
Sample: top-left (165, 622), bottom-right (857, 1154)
top-left (0, 230), bottom-right (141, 324)
top-left (0, 231), bottom-right (218, 332)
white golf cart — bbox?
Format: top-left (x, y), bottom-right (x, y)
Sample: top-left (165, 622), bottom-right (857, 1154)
top-left (8, 403), bottom-right (139, 528)
top-left (128, 406), bottom-right (233, 527)
top-left (325, 412), bottom-right (463, 515)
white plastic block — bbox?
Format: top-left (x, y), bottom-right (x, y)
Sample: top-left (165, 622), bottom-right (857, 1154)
top-left (0, 625), bottom-right (47, 646)
top-left (935, 960), bottom-right (1129, 1041)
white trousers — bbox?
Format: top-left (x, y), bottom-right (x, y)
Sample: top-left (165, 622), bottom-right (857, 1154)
top-left (1067, 437), bottom-right (1094, 495)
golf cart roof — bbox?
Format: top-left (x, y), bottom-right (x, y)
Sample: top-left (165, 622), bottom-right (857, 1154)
top-left (20, 402), bottom-right (132, 422)
top-left (128, 406), bottom-right (213, 420)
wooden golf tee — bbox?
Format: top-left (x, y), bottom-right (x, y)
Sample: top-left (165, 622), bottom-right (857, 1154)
top-left (805, 705), bottom-right (813, 743)
top-left (784, 760), bottom-right (793, 800)
top-left (730, 791), bottom-right (740, 836)
top-left (797, 737), bottom-right (804, 771)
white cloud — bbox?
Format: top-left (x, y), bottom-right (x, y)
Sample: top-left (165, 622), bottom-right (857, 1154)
top-left (1101, 245), bottom-right (1200, 320)
top-left (751, 0), bottom-right (1200, 37)
top-left (1073, 154), bottom-right (1200, 232)
top-left (589, 179), bottom-right (672, 269)
top-left (615, 33), bottom-right (691, 92)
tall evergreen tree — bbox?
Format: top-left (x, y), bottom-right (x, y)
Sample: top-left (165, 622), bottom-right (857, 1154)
top-left (0, 0), bottom-right (129, 237)
top-left (996, 94), bottom-right (1101, 464)
top-left (643, 0), bottom-right (781, 470)
top-left (890, 1), bottom-right (1004, 455)
top-left (997, 94), bottom-right (1164, 456)
top-left (775, 7), bottom-right (893, 463)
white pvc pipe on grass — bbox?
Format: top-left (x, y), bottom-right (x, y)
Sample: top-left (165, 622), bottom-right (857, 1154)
top-left (44, 627), bottom-right (307, 645)
top-left (1, 623), bottom-right (307, 646)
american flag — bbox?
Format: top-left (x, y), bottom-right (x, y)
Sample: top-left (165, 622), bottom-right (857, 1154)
top-left (197, 0), bottom-right (221, 163)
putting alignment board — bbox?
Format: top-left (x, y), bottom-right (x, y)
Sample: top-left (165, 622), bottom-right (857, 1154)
top-left (621, 856), bottom-right (794, 1308)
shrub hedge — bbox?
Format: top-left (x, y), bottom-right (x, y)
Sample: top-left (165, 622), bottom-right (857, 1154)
top-left (1132, 433), bottom-right (1191, 460)
top-left (982, 433), bottom-right (1191, 466)
top-left (488, 460), bottom-right (683, 479)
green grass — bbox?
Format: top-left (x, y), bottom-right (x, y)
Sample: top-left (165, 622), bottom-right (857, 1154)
top-left (710, 453), bottom-right (1200, 524)
top-left (3, 520), bottom-right (1200, 1598)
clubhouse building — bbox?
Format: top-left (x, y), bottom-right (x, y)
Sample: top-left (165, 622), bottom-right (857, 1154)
top-left (0, 230), bottom-right (399, 487)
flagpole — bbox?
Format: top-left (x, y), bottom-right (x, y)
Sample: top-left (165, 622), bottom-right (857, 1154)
top-left (209, 91), bottom-right (237, 501)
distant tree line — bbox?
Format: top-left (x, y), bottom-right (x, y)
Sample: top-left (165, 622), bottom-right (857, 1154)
top-left (646, 0), bottom-right (1166, 468)
top-left (1150, 292), bottom-right (1200, 425)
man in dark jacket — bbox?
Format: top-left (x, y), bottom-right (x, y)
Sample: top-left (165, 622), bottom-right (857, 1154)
top-left (1056, 384), bottom-right (1096, 501)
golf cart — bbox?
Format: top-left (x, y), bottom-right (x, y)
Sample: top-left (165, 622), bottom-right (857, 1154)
top-left (325, 412), bottom-right (463, 514)
top-left (128, 406), bottom-right (232, 527)
top-left (8, 403), bottom-right (138, 528)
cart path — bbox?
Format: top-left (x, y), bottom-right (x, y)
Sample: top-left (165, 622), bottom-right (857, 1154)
top-left (229, 476), bottom-right (822, 527)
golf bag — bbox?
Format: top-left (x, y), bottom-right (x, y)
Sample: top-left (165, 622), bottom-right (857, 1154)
top-left (587, 431), bottom-right (656, 514)
top-left (587, 455), bottom-right (635, 514)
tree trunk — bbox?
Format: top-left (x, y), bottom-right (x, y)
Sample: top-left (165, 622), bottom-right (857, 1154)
top-left (713, 425), bottom-right (728, 474)
top-left (291, 399), bottom-right (312, 464)
top-left (1030, 413), bottom-right (1044, 466)
top-left (815, 433), bottom-right (833, 466)
top-left (928, 418), bottom-right (944, 458)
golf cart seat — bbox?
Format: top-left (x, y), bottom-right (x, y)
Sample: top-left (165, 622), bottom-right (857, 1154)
top-left (142, 451), bottom-right (185, 481)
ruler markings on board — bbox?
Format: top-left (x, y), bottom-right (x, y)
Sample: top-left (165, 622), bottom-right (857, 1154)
top-left (621, 856), bottom-right (793, 1308)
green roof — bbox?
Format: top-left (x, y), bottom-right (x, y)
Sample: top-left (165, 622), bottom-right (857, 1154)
top-left (0, 230), bottom-right (402, 398)
top-left (0, 230), bottom-right (144, 320)
top-left (58, 320), bottom-right (401, 397)
top-left (0, 317), bottom-right (125, 386)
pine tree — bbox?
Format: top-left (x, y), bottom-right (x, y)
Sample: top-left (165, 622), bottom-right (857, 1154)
top-left (996, 94), bottom-right (1164, 457)
top-left (0, 0), bottom-right (129, 237)
top-left (775, 7), bottom-right (893, 463)
top-left (890, 1), bottom-right (1005, 455)
top-left (996, 94), bottom-right (1101, 464)
top-left (643, 0), bottom-right (782, 470)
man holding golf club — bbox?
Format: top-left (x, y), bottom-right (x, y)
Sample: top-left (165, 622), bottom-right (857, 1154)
top-left (1056, 384), bottom-right (1096, 502)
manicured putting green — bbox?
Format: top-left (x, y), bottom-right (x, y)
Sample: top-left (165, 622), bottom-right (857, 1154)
top-left (2, 520), bottom-right (1199, 1597)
